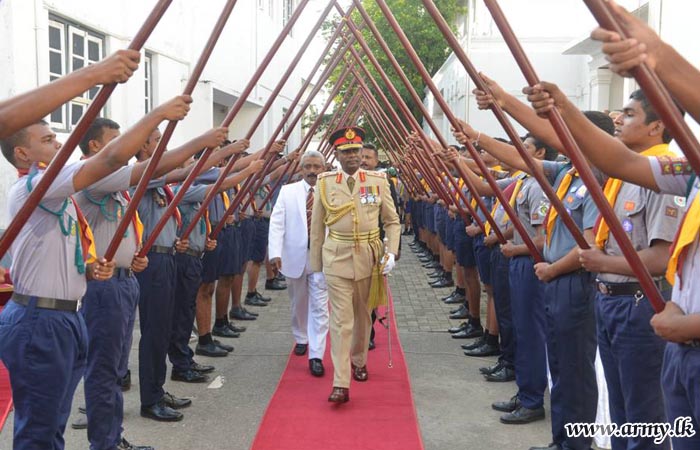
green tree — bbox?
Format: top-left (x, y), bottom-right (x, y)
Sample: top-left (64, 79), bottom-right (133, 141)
top-left (320, 0), bottom-right (467, 145)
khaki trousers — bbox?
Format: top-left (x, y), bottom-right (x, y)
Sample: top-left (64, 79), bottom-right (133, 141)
top-left (325, 274), bottom-right (372, 388)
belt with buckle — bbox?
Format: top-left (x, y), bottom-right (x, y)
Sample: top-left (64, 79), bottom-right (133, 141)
top-left (115, 267), bottom-right (134, 279)
top-left (596, 279), bottom-right (670, 297)
top-left (12, 293), bottom-right (81, 312)
top-left (182, 248), bottom-right (204, 258)
top-left (150, 245), bottom-right (174, 255)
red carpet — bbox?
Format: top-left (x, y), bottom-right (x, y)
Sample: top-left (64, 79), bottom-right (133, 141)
top-left (250, 301), bottom-right (424, 450)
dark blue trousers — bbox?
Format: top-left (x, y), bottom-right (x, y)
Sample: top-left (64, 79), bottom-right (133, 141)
top-left (136, 252), bottom-right (176, 406)
top-left (169, 253), bottom-right (202, 373)
top-left (596, 292), bottom-right (669, 450)
top-left (509, 255), bottom-right (546, 409)
top-left (490, 249), bottom-right (514, 368)
top-left (662, 343), bottom-right (700, 450)
top-left (117, 282), bottom-right (138, 384)
top-left (82, 274), bottom-right (139, 450)
top-left (0, 299), bottom-right (87, 450)
top-left (544, 271), bottom-right (597, 450)
top-left (473, 235), bottom-right (493, 286)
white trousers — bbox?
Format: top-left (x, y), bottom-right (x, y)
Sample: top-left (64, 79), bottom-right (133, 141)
top-left (286, 254), bottom-right (329, 360)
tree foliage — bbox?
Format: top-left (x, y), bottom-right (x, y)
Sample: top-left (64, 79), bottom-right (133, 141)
top-left (318, 0), bottom-right (467, 144)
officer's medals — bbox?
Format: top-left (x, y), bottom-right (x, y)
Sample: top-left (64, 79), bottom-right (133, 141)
top-left (359, 185), bottom-right (379, 205)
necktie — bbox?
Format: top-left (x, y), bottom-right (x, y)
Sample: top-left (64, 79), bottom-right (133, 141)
top-left (307, 186), bottom-right (314, 248)
top-left (667, 192), bottom-right (699, 286)
top-left (595, 144), bottom-right (674, 249)
top-left (347, 176), bottom-right (355, 193)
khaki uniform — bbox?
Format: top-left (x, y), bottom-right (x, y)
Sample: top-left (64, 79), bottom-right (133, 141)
top-left (310, 168), bottom-right (400, 388)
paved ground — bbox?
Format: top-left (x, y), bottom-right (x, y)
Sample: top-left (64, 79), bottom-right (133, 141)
top-left (0, 235), bottom-right (555, 449)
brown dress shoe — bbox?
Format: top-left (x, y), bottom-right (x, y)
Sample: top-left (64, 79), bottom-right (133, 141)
top-left (352, 364), bottom-right (368, 382)
top-left (328, 387), bottom-right (349, 403)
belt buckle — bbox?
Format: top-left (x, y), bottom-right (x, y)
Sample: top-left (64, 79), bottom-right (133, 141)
top-left (597, 282), bottom-right (609, 295)
top-left (76, 297), bottom-right (82, 312)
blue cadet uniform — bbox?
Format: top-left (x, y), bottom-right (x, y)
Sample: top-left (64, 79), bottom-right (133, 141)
top-left (594, 146), bottom-right (681, 450)
top-left (0, 161), bottom-right (99, 449)
top-left (509, 175), bottom-right (549, 412)
top-left (541, 161), bottom-right (599, 450)
top-left (75, 165), bottom-right (141, 450)
top-left (196, 168), bottom-right (227, 284)
top-left (489, 176), bottom-right (520, 372)
top-left (250, 178), bottom-right (273, 264)
top-left (473, 193), bottom-right (495, 286)
top-left (238, 189), bottom-right (257, 273)
top-left (650, 155), bottom-right (700, 450)
top-left (134, 178), bottom-right (179, 408)
top-left (453, 187), bottom-right (477, 268)
top-left (169, 183), bottom-right (210, 375)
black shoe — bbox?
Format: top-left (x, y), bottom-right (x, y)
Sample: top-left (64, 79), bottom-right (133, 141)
top-left (195, 342), bottom-right (228, 357)
top-left (492, 395), bottom-right (520, 412)
top-left (441, 290), bottom-right (458, 301)
top-left (140, 401), bottom-right (183, 422)
top-left (500, 405), bottom-right (545, 424)
top-left (449, 309), bottom-right (472, 320)
top-left (368, 339), bottom-right (375, 350)
top-left (213, 339), bottom-right (233, 352)
top-left (461, 336), bottom-right (486, 350)
top-left (191, 362), bottom-right (215, 374)
top-left (423, 261), bottom-right (440, 269)
top-left (448, 322), bottom-right (468, 334)
top-left (428, 270), bottom-right (445, 279)
top-left (162, 392), bottom-right (192, 410)
top-left (429, 277), bottom-right (445, 287)
top-left (252, 291), bottom-right (272, 302)
top-left (484, 365), bottom-right (515, 382)
top-left (464, 342), bottom-right (500, 357)
top-left (244, 295), bottom-right (268, 307)
top-left (430, 278), bottom-right (454, 288)
top-left (117, 437), bottom-right (154, 450)
top-left (294, 343), bottom-right (308, 356)
top-left (78, 405), bottom-right (86, 414)
top-left (118, 370), bottom-right (131, 392)
top-left (228, 323), bottom-right (247, 333)
top-left (243, 307), bottom-right (259, 317)
top-left (309, 358), bottom-right (324, 377)
top-left (479, 361), bottom-right (502, 375)
top-left (276, 273), bottom-right (286, 282)
top-left (229, 308), bottom-right (257, 320)
top-left (212, 324), bottom-right (240, 338)
top-left (171, 369), bottom-right (208, 383)
top-left (528, 444), bottom-right (560, 450)
top-left (265, 279), bottom-right (287, 290)
top-left (444, 293), bottom-right (465, 304)
top-left (71, 412), bottom-right (87, 430)
top-left (451, 322), bottom-right (484, 338)
top-left (449, 304), bottom-right (468, 315)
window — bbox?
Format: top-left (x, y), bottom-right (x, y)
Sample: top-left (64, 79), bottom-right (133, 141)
top-left (48, 17), bottom-right (104, 130)
top-left (283, 0), bottom-right (294, 25)
top-left (268, 0), bottom-right (274, 18)
top-left (144, 52), bottom-right (154, 113)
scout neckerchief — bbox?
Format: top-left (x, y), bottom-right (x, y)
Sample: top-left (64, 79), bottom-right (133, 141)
top-left (545, 166), bottom-right (577, 246)
top-left (485, 171), bottom-right (524, 236)
top-left (81, 188), bottom-right (144, 247)
top-left (172, 185), bottom-right (211, 236)
top-left (594, 144), bottom-right (674, 249)
top-left (22, 165), bottom-right (96, 274)
top-left (666, 172), bottom-right (698, 286)
top-left (162, 184), bottom-right (182, 228)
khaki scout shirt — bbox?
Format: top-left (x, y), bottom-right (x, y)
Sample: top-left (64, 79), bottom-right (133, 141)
top-left (309, 169), bottom-right (400, 280)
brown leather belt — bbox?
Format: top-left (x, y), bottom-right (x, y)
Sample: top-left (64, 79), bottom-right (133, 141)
top-left (12, 293), bottom-right (81, 312)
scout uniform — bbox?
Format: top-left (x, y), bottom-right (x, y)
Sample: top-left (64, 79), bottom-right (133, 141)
top-left (650, 154), bottom-right (700, 450)
top-left (169, 183), bottom-right (210, 377)
top-left (76, 165), bottom-right (142, 450)
top-left (541, 161), bottom-right (599, 449)
top-left (0, 162), bottom-right (97, 449)
top-left (134, 178), bottom-right (180, 409)
top-left (309, 128), bottom-right (400, 392)
top-left (595, 144), bottom-right (681, 450)
top-left (509, 174), bottom-right (549, 414)
top-left (197, 167), bottom-right (227, 284)
top-left (250, 180), bottom-right (273, 265)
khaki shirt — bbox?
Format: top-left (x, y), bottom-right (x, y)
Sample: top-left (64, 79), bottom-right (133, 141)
top-left (309, 169), bottom-right (400, 280)
top-left (598, 181), bottom-right (682, 283)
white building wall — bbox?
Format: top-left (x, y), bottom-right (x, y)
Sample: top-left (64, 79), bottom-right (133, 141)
top-left (0, 0), bottom-right (321, 227)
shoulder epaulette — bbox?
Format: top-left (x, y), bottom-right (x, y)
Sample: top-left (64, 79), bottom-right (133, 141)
top-left (365, 170), bottom-right (386, 178)
top-left (318, 171), bottom-right (335, 178)
top-left (657, 155), bottom-right (693, 176)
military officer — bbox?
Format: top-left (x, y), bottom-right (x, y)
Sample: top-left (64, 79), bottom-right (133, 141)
top-left (309, 126), bottom-right (400, 403)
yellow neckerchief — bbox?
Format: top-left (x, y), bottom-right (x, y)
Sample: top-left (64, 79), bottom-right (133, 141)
top-left (546, 167), bottom-right (577, 246)
top-left (595, 144), bottom-right (674, 248)
top-left (667, 190), bottom-right (698, 286)
top-left (485, 171), bottom-right (524, 235)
